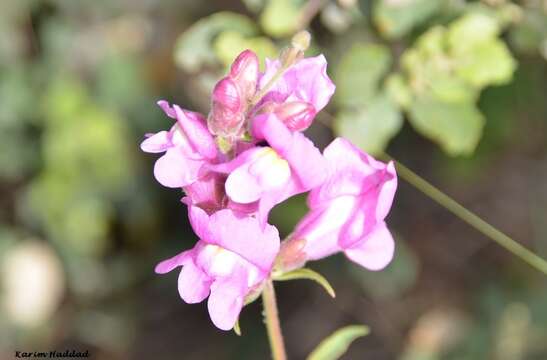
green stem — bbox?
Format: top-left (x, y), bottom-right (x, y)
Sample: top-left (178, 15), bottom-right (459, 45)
top-left (250, 64), bottom-right (289, 107)
top-left (381, 152), bottom-right (547, 275)
top-left (262, 279), bottom-right (287, 360)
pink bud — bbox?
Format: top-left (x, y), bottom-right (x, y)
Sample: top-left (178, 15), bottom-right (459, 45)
top-left (229, 50), bottom-right (259, 102)
top-left (276, 238), bottom-right (307, 272)
top-left (212, 77), bottom-right (241, 113)
top-left (208, 77), bottom-right (244, 136)
top-left (274, 101), bottom-right (316, 131)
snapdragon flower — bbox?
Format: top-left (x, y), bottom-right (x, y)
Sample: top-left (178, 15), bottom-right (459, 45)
top-left (140, 101), bottom-right (217, 188)
top-left (286, 138), bottom-right (397, 271)
top-left (143, 33), bottom-right (397, 332)
top-left (155, 207), bottom-right (280, 330)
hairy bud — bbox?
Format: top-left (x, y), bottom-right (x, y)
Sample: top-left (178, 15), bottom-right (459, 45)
top-left (276, 238), bottom-right (307, 272)
top-left (274, 101), bottom-right (316, 131)
top-left (208, 77), bottom-right (244, 136)
top-left (230, 50), bottom-right (259, 102)
top-left (291, 31), bottom-right (311, 52)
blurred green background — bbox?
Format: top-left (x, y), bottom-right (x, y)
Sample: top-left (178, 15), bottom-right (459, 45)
top-left (1, 0), bottom-right (547, 359)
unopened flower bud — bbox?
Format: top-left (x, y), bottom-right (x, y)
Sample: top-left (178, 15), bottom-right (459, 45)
top-left (208, 77), bottom-right (244, 136)
top-left (212, 77), bottom-right (240, 112)
top-left (274, 101), bottom-right (316, 131)
top-left (291, 31), bottom-right (311, 52)
top-left (230, 50), bottom-right (259, 102)
top-left (275, 238), bottom-right (307, 272)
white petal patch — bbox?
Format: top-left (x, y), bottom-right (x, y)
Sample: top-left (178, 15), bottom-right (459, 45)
top-left (249, 148), bottom-right (291, 189)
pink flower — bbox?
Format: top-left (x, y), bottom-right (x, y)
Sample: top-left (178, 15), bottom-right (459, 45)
top-left (257, 55), bottom-right (335, 131)
top-left (210, 113), bottom-right (327, 225)
top-left (155, 207), bottom-right (280, 330)
top-left (289, 138), bottom-right (397, 271)
top-left (141, 101), bottom-right (217, 188)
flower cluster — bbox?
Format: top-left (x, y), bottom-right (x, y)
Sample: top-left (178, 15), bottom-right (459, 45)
top-left (142, 37), bottom-right (397, 331)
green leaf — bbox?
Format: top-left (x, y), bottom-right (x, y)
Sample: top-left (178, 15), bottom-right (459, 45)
top-left (273, 268), bottom-right (336, 298)
top-left (334, 95), bottom-right (403, 155)
top-left (307, 325), bottom-right (370, 360)
top-left (260, 0), bottom-right (305, 38)
top-left (174, 12), bottom-right (257, 72)
top-left (453, 40), bottom-right (516, 89)
top-left (447, 13), bottom-right (500, 51)
top-left (429, 75), bottom-right (477, 103)
top-left (408, 95), bottom-right (485, 156)
top-left (447, 13), bottom-right (516, 88)
top-left (242, 0), bottom-right (266, 13)
top-left (335, 43), bottom-right (392, 107)
top-left (374, 0), bottom-right (441, 39)
top-left (385, 73), bottom-right (412, 108)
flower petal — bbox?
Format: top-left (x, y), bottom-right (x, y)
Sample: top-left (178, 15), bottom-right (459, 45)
top-left (259, 55), bottom-right (335, 112)
top-left (153, 147), bottom-right (203, 188)
top-left (173, 105), bottom-right (217, 160)
top-left (344, 222), bottom-right (395, 271)
top-left (207, 274), bottom-right (246, 331)
top-left (188, 206), bottom-right (211, 240)
top-left (296, 196), bottom-right (356, 260)
top-left (177, 261), bottom-right (212, 303)
top-left (225, 162), bottom-right (263, 204)
top-left (207, 209), bottom-right (280, 271)
top-left (252, 114), bottom-right (327, 190)
top-left (140, 131), bottom-right (171, 153)
top-left (155, 250), bottom-right (191, 274)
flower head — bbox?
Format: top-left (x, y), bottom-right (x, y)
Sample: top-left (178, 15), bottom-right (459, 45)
top-left (210, 113), bottom-right (327, 225)
top-left (287, 138), bottom-right (397, 271)
top-left (255, 54), bottom-right (335, 131)
top-left (141, 101), bottom-right (217, 188)
top-left (155, 207), bottom-right (280, 330)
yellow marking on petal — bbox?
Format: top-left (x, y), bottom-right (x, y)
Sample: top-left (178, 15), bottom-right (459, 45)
top-left (203, 244), bottom-right (238, 276)
top-left (251, 148), bottom-right (291, 188)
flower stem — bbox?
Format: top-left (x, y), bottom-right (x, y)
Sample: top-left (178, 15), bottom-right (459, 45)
top-left (262, 279), bottom-right (287, 360)
top-left (381, 152), bottom-right (547, 275)
top-left (250, 64), bottom-right (289, 107)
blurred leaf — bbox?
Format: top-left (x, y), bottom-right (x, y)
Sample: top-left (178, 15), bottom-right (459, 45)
top-left (242, 0), bottom-right (266, 13)
top-left (334, 94), bottom-right (402, 155)
top-left (429, 74), bottom-right (476, 103)
top-left (453, 40), bottom-right (516, 89)
top-left (260, 0), bottom-right (305, 38)
top-left (386, 73), bottom-right (412, 108)
top-left (274, 267), bottom-right (336, 298)
top-left (374, 0), bottom-right (441, 39)
top-left (320, 3), bottom-right (353, 34)
top-left (449, 14), bottom-right (516, 88)
top-left (335, 43), bottom-right (392, 107)
top-left (174, 12), bottom-right (257, 72)
top-left (213, 30), bottom-right (277, 70)
top-left (307, 325), bottom-right (370, 360)
top-left (509, 11), bottom-right (547, 55)
top-left (408, 95), bottom-right (484, 156)
top-left (447, 13), bottom-right (500, 51)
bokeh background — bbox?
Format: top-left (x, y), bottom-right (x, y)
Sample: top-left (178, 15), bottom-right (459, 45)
top-left (1, 0), bottom-right (547, 359)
